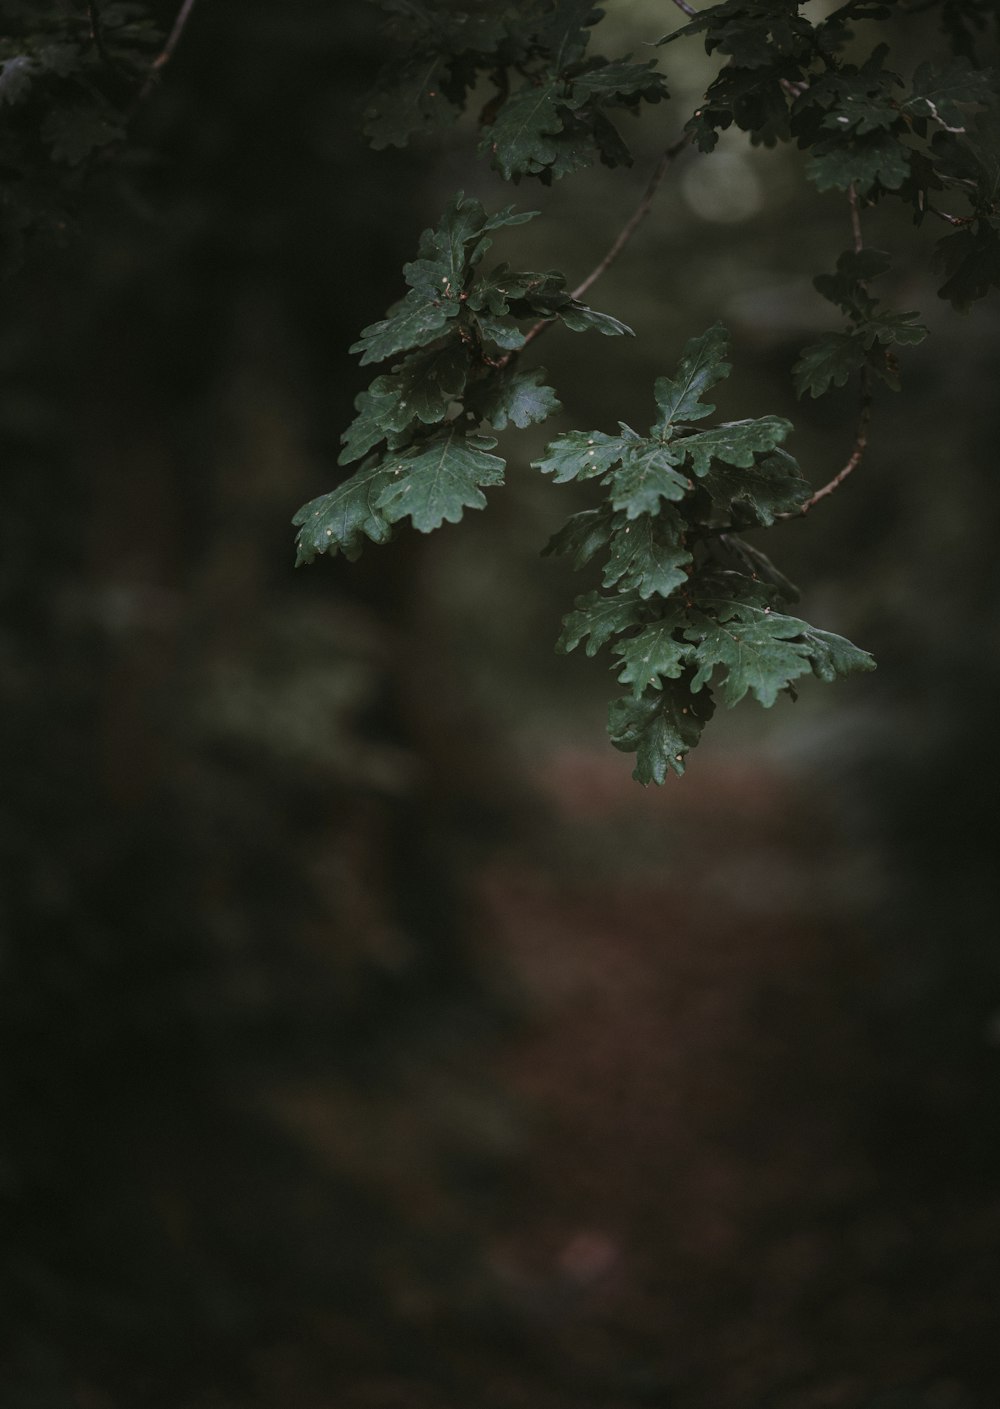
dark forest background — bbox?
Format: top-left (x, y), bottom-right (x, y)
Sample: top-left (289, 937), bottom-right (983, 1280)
top-left (1, 3), bottom-right (999, 1407)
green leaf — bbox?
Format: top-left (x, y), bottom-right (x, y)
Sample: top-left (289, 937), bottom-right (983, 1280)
top-left (391, 342), bottom-right (472, 422)
top-left (809, 63), bottom-right (903, 137)
top-left (339, 383), bottom-right (409, 466)
top-left (608, 682), bottom-right (715, 785)
top-left (350, 296), bottom-right (455, 366)
top-left (467, 264), bottom-right (549, 316)
top-left (293, 460), bottom-right (396, 564)
top-left (339, 343), bottom-right (472, 464)
top-left (570, 58), bottom-right (667, 105)
top-left (905, 58), bottom-right (997, 134)
top-left (685, 598), bottom-right (876, 707)
top-left (680, 415), bottom-right (791, 477)
top-left (793, 333), bottom-right (868, 397)
top-left (533, 430), bottom-right (630, 482)
top-left (612, 613), bottom-right (693, 695)
top-left (557, 301), bottom-right (634, 336)
top-left (605, 443), bottom-right (690, 518)
top-left (350, 195), bottom-right (537, 364)
top-left (478, 80), bottom-right (573, 179)
top-left (698, 447), bottom-right (810, 525)
top-left (934, 221), bottom-right (1000, 309)
top-left (375, 430), bottom-right (505, 533)
top-left (805, 132), bottom-right (912, 193)
top-left (42, 103), bottom-right (125, 165)
top-left (652, 323), bottom-right (731, 429)
top-left (860, 308), bottom-right (929, 348)
top-left (362, 55), bottom-right (458, 148)
top-left (469, 366), bottom-right (561, 430)
top-left (557, 589), bottom-right (645, 656)
top-left (542, 508), bottom-right (615, 568)
top-left (471, 314), bottom-right (528, 350)
top-left (602, 514), bottom-right (691, 599)
top-left (814, 248), bottom-right (893, 311)
top-left (542, 0), bottom-right (601, 71)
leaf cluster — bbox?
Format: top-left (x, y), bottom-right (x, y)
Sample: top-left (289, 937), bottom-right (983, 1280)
top-left (293, 192), bottom-right (630, 562)
top-left (660, 2), bottom-right (1000, 309)
top-left (794, 248), bottom-right (928, 396)
top-left (540, 326), bottom-right (874, 782)
top-left (362, 0), bottom-right (667, 181)
top-left (293, 0), bottom-right (1000, 782)
top-left (0, 0), bottom-right (159, 273)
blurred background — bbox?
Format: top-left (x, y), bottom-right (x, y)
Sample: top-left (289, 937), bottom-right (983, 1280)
top-left (1, 2), bottom-right (999, 1406)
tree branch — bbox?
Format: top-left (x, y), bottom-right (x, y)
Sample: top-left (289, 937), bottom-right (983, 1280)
top-left (848, 181), bottom-right (863, 255)
top-left (786, 373), bottom-right (873, 517)
top-left (499, 133), bottom-right (692, 366)
top-left (137, 0), bottom-right (201, 104)
top-left (781, 185), bottom-right (872, 519)
top-left (571, 132), bottom-right (692, 302)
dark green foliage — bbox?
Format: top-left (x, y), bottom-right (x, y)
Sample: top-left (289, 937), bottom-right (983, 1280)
top-left (293, 191), bottom-right (627, 564)
top-left (795, 249), bottom-right (928, 395)
top-left (0, 1), bottom-right (159, 271)
top-left (659, 1), bottom-right (999, 306)
top-left (286, 0), bottom-right (999, 779)
top-left (363, 0), bottom-right (667, 181)
top-left (543, 327), bottom-right (873, 781)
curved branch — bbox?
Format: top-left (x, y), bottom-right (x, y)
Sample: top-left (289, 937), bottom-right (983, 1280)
top-left (570, 131), bottom-right (692, 302)
top-left (782, 184), bottom-right (872, 519)
top-left (785, 372), bottom-right (873, 517)
top-left (137, 0), bottom-right (201, 104)
top-left (499, 133), bottom-right (692, 367)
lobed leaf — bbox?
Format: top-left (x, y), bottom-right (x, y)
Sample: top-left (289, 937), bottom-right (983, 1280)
top-left (605, 444), bottom-right (690, 518)
top-left (608, 682), bottom-right (715, 785)
top-left (685, 597), bottom-right (875, 707)
top-left (557, 589), bottom-right (645, 656)
top-left (376, 430), bottom-right (506, 533)
top-left (652, 323), bottom-right (731, 430)
top-left (612, 612), bottom-right (693, 695)
top-left (793, 333), bottom-right (868, 398)
top-left (680, 415), bottom-right (791, 477)
top-left (542, 508), bottom-right (615, 569)
top-left (293, 460), bottom-right (396, 564)
top-left (469, 366), bottom-right (561, 430)
top-left (533, 430), bottom-right (631, 482)
top-left (602, 514), bottom-right (691, 599)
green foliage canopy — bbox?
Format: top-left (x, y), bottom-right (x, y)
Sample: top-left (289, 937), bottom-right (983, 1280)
top-left (3, 0), bottom-right (996, 781)
top-left (290, 0), bottom-right (998, 781)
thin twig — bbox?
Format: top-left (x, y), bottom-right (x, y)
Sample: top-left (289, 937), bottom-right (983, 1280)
top-left (670, 0), bottom-right (698, 17)
top-left (137, 0), bottom-right (201, 104)
top-left (924, 204), bottom-right (973, 227)
top-left (499, 133), bottom-right (692, 366)
top-left (786, 375), bottom-right (873, 516)
top-left (848, 181), bottom-right (863, 254)
top-left (781, 185), bottom-right (873, 519)
top-left (571, 132), bottom-right (692, 302)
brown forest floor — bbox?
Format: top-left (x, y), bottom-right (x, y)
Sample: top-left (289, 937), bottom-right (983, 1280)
top-left (159, 747), bottom-right (999, 1409)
